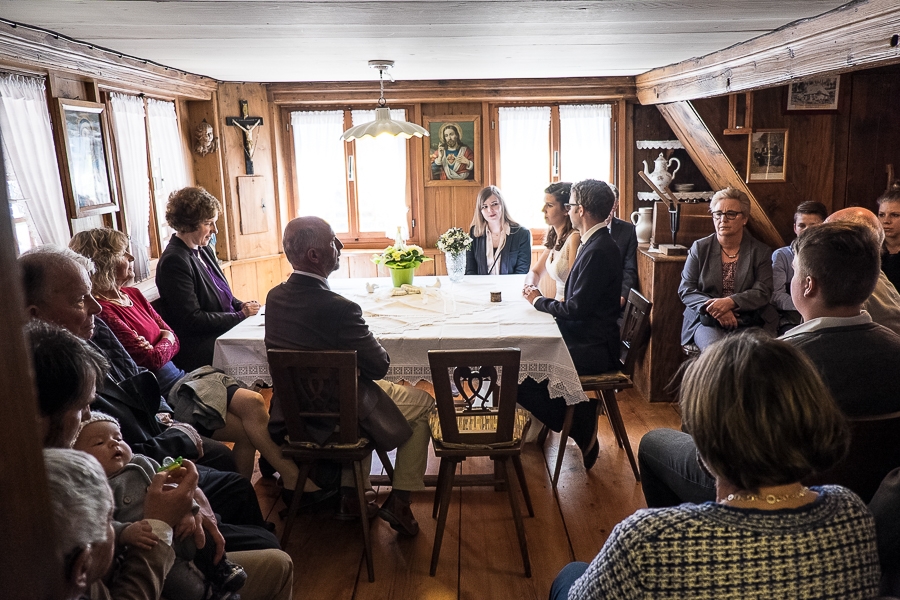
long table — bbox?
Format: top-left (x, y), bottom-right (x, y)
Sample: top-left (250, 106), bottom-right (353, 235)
top-left (213, 274), bottom-right (589, 406)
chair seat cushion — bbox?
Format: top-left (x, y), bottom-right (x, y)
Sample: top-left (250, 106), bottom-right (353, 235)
top-left (285, 436), bottom-right (370, 451)
top-left (429, 408), bottom-right (530, 449)
top-left (579, 371), bottom-right (631, 386)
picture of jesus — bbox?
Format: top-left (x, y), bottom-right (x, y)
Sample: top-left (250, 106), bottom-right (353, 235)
top-left (430, 122), bottom-right (475, 181)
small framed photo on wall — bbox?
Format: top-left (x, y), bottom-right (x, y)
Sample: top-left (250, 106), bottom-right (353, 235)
top-left (423, 115), bottom-right (481, 186)
top-left (56, 98), bottom-right (118, 217)
top-left (785, 76), bottom-right (840, 113)
top-left (747, 129), bottom-right (788, 183)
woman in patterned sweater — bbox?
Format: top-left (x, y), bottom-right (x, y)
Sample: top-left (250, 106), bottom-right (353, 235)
top-left (550, 332), bottom-right (881, 600)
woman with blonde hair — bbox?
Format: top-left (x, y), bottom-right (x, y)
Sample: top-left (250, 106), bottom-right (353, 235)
top-left (465, 185), bottom-right (532, 275)
top-left (523, 182), bottom-right (580, 300)
top-left (678, 186), bottom-right (776, 350)
top-left (69, 228), bottom-right (300, 491)
top-left (551, 332), bottom-right (880, 599)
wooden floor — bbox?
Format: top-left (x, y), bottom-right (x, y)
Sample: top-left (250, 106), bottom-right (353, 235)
top-left (252, 388), bottom-right (681, 600)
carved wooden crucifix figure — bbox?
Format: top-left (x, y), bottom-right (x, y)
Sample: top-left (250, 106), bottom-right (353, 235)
top-left (226, 99), bottom-right (263, 175)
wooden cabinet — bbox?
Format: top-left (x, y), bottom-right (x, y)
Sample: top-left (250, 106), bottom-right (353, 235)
top-left (634, 245), bottom-right (686, 402)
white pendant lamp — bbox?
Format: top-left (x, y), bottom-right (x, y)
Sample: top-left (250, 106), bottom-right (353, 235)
top-left (340, 60), bottom-right (429, 141)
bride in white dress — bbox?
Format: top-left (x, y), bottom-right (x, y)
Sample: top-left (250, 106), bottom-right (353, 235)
top-left (524, 182), bottom-right (581, 301)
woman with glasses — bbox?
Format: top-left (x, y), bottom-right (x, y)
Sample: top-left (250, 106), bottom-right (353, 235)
top-left (678, 186), bottom-right (777, 350)
top-left (465, 185), bottom-right (532, 275)
top-left (155, 187), bottom-right (260, 372)
top-left (523, 182), bottom-right (580, 300)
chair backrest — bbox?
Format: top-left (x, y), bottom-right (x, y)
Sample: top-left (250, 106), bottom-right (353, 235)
top-left (805, 410), bottom-right (900, 503)
top-left (428, 348), bottom-right (520, 446)
top-left (267, 349), bottom-right (360, 445)
top-left (619, 288), bottom-right (652, 374)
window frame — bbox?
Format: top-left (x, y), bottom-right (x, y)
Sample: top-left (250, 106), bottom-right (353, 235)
top-left (280, 104), bottom-right (422, 249)
top-left (489, 101), bottom-right (618, 244)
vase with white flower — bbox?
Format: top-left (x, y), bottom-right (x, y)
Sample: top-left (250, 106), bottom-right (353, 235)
top-left (436, 227), bottom-right (473, 283)
top-left (372, 230), bottom-right (432, 287)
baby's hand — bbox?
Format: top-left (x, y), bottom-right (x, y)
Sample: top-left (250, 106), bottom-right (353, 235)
top-left (121, 520), bottom-right (159, 550)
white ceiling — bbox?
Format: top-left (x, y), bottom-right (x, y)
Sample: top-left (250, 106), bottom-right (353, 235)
top-left (1, 1), bottom-right (850, 83)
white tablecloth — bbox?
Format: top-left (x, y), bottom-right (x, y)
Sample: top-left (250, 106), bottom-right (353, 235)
top-left (212, 274), bottom-right (589, 405)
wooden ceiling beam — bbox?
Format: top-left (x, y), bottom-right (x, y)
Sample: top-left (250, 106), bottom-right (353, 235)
top-left (636, 0), bottom-right (900, 105)
top-left (0, 20), bottom-right (218, 100)
top-left (267, 77), bottom-right (637, 105)
top-left (656, 101), bottom-right (784, 249)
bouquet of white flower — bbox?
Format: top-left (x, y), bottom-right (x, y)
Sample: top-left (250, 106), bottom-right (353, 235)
top-left (436, 227), bottom-right (473, 256)
top-left (372, 243), bottom-right (431, 269)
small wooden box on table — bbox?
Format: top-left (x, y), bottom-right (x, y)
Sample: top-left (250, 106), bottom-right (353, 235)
top-left (634, 245), bottom-right (686, 402)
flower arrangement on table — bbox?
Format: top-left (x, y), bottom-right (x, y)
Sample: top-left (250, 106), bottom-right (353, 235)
top-left (372, 238), bottom-right (432, 287)
top-left (437, 227), bottom-right (472, 283)
top-left (436, 227), bottom-right (473, 256)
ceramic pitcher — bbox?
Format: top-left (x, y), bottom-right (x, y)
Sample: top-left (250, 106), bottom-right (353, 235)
top-left (631, 207), bottom-right (653, 244)
top-left (642, 152), bottom-right (681, 190)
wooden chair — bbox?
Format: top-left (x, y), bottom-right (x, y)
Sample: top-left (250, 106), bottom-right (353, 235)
top-left (427, 348), bottom-right (534, 577)
top-left (267, 349), bottom-right (393, 583)
top-left (539, 288), bottom-right (652, 488)
top-left (804, 410), bottom-right (900, 503)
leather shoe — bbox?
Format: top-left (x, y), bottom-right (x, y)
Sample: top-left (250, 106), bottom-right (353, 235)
top-left (336, 489), bottom-right (379, 521)
top-left (378, 493), bottom-right (419, 536)
top-left (280, 487), bottom-right (338, 512)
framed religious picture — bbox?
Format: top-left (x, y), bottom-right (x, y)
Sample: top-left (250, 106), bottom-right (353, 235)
top-left (785, 76), bottom-right (841, 113)
top-left (747, 129), bottom-right (788, 183)
top-left (56, 98), bottom-right (118, 218)
top-left (423, 115), bottom-right (481, 186)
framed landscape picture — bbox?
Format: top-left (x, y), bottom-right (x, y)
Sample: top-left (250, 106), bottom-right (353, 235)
top-left (747, 129), bottom-right (788, 183)
top-left (423, 115), bottom-right (481, 186)
top-left (785, 76), bottom-right (840, 113)
top-left (56, 98), bottom-right (118, 217)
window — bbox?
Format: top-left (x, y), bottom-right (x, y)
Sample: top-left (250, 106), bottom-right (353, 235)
top-left (146, 98), bottom-right (190, 250)
top-left (288, 108), bottom-right (411, 244)
top-left (497, 103), bottom-right (614, 230)
top-left (0, 73), bottom-right (70, 251)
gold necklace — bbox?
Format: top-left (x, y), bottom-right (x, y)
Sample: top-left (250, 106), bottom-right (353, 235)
top-left (723, 486), bottom-right (809, 505)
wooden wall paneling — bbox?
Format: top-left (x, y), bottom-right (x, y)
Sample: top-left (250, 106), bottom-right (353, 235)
top-left (186, 94), bottom-right (230, 260)
top-left (482, 101), bottom-right (496, 184)
top-left (47, 70), bottom-right (89, 100)
top-left (407, 103), bottom-right (425, 246)
top-left (636, 0), bottom-right (900, 104)
top-left (268, 77), bottom-right (636, 106)
top-left (254, 255), bottom-right (284, 302)
top-left (424, 186), bottom-right (454, 248)
top-left (0, 23), bottom-right (217, 100)
top-left (0, 146), bottom-right (64, 600)
top-left (840, 66), bottom-right (900, 210)
top-left (228, 260), bottom-right (258, 302)
top-left (236, 175), bottom-right (269, 235)
top-left (617, 100), bottom-right (634, 218)
top-left (217, 83), bottom-right (279, 260)
top-left (656, 101), bottom-right (784, 249)
top-left (266, 96), bottom-right (287, 252)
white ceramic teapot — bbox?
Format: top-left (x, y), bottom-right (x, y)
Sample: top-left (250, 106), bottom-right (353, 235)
top-left (643, 152), bottom-right (681, 191)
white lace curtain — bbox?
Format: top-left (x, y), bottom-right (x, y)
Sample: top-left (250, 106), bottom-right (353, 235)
top-left (109, 93), bottom-right (151, 280)
top-left (352, 108), bottom-right (408, 238)
top-left (559, 104), bottom-right (613, 184)
top-left (0, 73), bottom-right (70, 247)
top-left (498, 106), bottom-right (551, 229)
top-left (146, 98), bottom-right (189, 248)
top-left (290, 110), bottom-right (349, 232)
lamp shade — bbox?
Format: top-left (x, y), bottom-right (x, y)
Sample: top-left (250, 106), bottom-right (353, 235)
top-left (340, 107), bottom-right (429, 141)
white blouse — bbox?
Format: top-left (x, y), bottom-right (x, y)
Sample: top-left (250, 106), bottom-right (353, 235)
top-left (545, 239), bottom-right (576, 301)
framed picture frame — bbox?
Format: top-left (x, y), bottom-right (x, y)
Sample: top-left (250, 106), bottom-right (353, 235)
top-left (785, 76), bottom-right (841, 113)
top-left (56, 98), bottom-right (118, 218)
top-left (747, 129), bottom-right (788, 183)
top-left (423, 115), bottom-right (481, 186)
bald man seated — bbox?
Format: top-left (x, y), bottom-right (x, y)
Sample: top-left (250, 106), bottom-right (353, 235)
top-left (265, 216), bottom-right (434, 537)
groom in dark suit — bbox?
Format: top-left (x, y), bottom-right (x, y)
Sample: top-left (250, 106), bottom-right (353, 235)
top-left (522, 179), bottom-right (623, 468)
top-left (265, 217), bottom-right (434, 537)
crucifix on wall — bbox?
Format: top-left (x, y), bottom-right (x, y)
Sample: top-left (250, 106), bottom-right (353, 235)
top-left (226, 99), bottom-right (263, 175)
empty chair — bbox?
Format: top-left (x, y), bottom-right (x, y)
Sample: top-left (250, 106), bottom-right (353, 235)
top-left (427, 348), bottom-right (534, 577)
